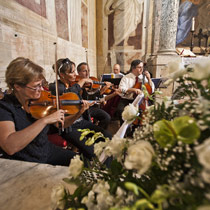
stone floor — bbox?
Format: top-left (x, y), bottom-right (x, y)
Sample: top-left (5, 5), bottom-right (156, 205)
top-left (0, 158), bottom-right (76, 210)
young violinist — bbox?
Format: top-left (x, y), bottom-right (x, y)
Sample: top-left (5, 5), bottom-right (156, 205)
top-left (77, 62), bottom-right (112, 129)
top-left (116, 59), bottom-right (155, 125)
top-left (0, 57), bottom-right (76, 166)
top-left (49, 58), bottom-right (112, 160)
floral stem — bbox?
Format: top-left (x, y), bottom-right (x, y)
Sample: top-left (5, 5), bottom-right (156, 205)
top-left (157, 202), bottom-right (162, 210)
top-left (138, 186), bottom-right (150, 200)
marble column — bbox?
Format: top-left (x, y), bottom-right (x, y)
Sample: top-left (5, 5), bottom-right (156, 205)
top-left (158, 0), bottom-right (179, 55)
top-left (146, 0), bottom-right (181, 98)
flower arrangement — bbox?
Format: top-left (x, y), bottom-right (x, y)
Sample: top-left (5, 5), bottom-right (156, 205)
top-left (51, 59), bottom-right (210, 210)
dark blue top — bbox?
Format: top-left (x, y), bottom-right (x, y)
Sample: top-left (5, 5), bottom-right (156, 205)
top-left (0, 93), bottom-right (52, 163)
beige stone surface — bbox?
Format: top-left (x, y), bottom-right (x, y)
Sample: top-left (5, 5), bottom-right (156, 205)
top-left (0, 158), bottom-right (75, 210)
top-left (0, 0), bottom-right (97, 89)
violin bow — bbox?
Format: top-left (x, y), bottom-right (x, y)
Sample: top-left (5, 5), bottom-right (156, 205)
top-left (54, 42), bottom-right (64, 133)
top-left (85, 48), bottom-right (88, 64)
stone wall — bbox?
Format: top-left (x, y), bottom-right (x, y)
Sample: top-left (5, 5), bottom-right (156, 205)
top-left (0, 0), bottom-right (97, 90)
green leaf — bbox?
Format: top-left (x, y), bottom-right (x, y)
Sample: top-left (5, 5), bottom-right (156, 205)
top-left (110, 159), bottom-right (123, 175)
top-left (124, 182), bottom-right (139, 196)
top-left (72, 185), bottom-right (83, 199)
top-left (150, 188), bottom-right (167, 204)
top-left (85, 137), bottom-right (95, 146)
top-left (135, 199), bottom-right (155, 209)
top-left (153, 119), bottom-right (177, 148)
top-left (173, 116), bottom-right (200, 144)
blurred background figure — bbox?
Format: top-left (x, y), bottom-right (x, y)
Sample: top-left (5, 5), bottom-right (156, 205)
top-left (113, 63), bottom-right (124, 75)
top-left (104, 0), bottom-right (143, 47)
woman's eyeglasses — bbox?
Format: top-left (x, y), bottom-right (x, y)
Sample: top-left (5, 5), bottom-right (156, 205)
top-left (25, 84), bottom-right (43, 91)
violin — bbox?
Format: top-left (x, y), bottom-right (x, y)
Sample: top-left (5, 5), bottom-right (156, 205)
top-left (71, 75), bottom-right (106, 89)
top-left (71, 75), bottom-right (114, 95)
top-left (29, 90), bottom-right (99, 119)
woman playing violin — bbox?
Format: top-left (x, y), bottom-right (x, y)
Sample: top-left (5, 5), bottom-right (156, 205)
top-left (49, 58), bottom-right (112, 160)
top-left (0, 57), bottom-right (76, 166)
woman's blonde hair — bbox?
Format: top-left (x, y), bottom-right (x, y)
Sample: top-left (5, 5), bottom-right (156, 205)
top-left (5, 57), bottom-right (44, 90)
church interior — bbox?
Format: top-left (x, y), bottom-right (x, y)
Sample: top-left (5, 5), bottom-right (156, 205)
top-left (0, 0), bottom-right (210, 210)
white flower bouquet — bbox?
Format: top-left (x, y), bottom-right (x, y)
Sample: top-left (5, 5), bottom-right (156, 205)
top-left (52, 61), bottom-right (210, 210)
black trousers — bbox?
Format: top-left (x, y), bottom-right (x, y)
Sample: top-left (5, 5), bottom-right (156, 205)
top-left (62, 119), bottom-right (112, 160)
top-left (116, 98), bottom-right (134, 125)
top-left (47, 144), bottom-right (76, 166)
top-left (89, 106), bottom-right (111, 129)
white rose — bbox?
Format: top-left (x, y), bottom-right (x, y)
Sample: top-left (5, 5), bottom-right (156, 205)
top-left (167, 60), bottom-right (185, 74)
top-left (200, 98), bottom-right (210, 113)
top-left (92, 180), bottom-right (114, 210)
top-left (94, 141), bottom-right (109, 158)
top-left (170, 68), bottom-right (187, 80)
top-left (97, 191), bottom-right (114, 210)
top-left (114, 187), bottom-right (126, 207)
top-left (81, 190), bottom-right (96, 210)
top-left (162, 96), bottom-right (173, 108)
top-left (189, 60), bottom-right (210, 80)
top-left (167, 61), bottom-right (187, 80)
top-left (51, 184), bottom-right (66, 210)
top-left (92, 180), bottom-right (110, 193)
top-left (69, 155), bottom-right (84, 179)
top-left (163, 78), bottom-right (173, 86)
top-left (124, 141), bottom-right (155, 175)
top-left (104, 136), bottom-right (126, 161)
top-left (195, 138), bottom-right (210, 170)
top-left (122, 103), bottom-right (139, 123)
top-left (201, 169), bottom-right (210, 184)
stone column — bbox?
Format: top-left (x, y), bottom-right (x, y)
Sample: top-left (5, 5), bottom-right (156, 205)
top-left (147, 0), bottom-right (181, 98)
top-left (158, 0), bottom-right (180, 54)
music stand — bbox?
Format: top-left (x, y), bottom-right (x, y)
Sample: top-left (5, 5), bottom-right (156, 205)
top-left (152, 78), bottom-right (167, 89)
top-left (101, 74), bottom-right (122, 86)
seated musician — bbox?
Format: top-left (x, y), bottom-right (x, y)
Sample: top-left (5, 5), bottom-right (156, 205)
top-left (116, 59), bottom-right (155, 125)
top-left (77, 62), bottom-right (112, 129)
top-left (49, 58), bottom-right (112, 160)
top-left (0, 57), bottom-right (76, 166)
top-left (113, 63), bottom-right (124, 76)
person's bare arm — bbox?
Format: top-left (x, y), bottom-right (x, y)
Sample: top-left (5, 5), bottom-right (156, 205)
top-left (126, 88), bottom-right (142, 95)
top-left (144, 71), bottom-right (153, 87)
top-left (77, 78), bottom-right (93, 88)
top-left (0, 110), bottom-right (65, 155)
top-left (104, 89), bottom-right (121, 101)
top-left (100, 81), bottom-right (112, 95)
